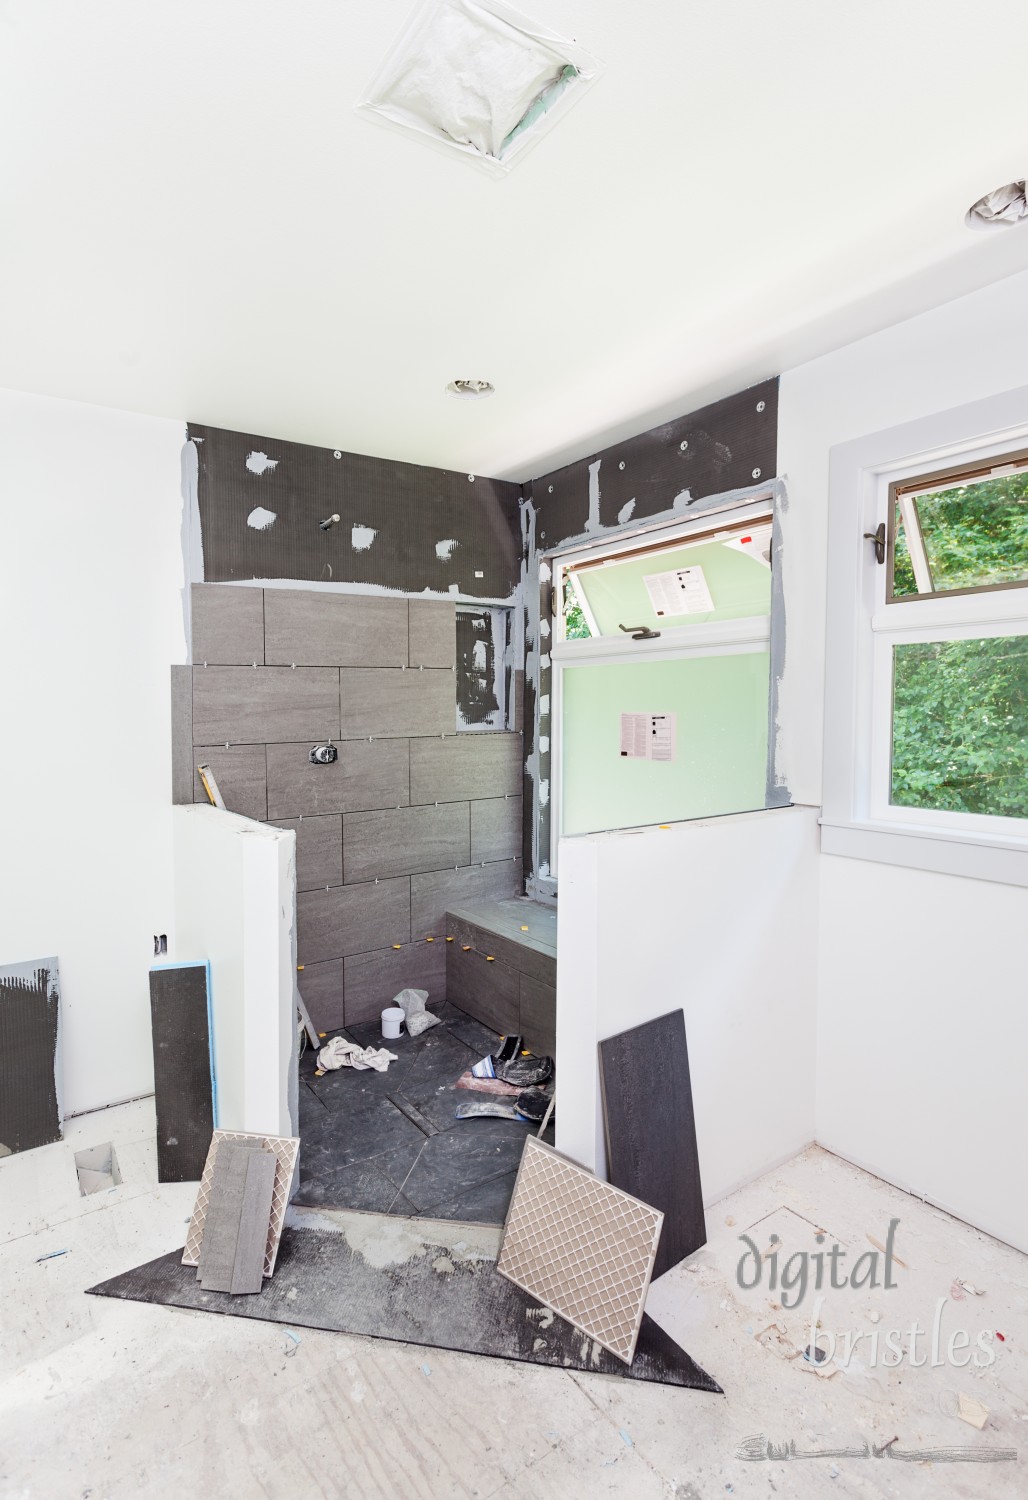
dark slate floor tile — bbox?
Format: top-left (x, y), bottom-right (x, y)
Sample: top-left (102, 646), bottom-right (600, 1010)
top-left (395, 1119), bottom-right (533, 1212)
top-left (386, 1192), bottom-right (418, 1217)
top-left (307, 1053), bottom-right (412, 1114)
top-left (446, 1013), bottom-right (503, 1058)
top-left (423, 1169), bottom-right (519, 1226)
top-left (385, 1093), bottom-right (439, 1137)
top-left (300, 1097), bottom-right (426, 1176)
top-left (297, 1080), bottom-right (327, 1128)
top-left (397, 1028), bottom-right (477, 1098)
top-left (374, 1137), bottom-right (430, 1196)
top-left (293, 1158), bottom-right (402, 1213)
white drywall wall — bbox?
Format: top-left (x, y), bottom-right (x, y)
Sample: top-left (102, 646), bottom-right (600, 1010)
top-left (173, 806), bottom-right (297, 1139)
top-left (0, 388), bottom-right (187, 1115)
top-left (557, 806), bottom-right (819, 1205)
top-left (778, 265), bottom-right (1028, 1253)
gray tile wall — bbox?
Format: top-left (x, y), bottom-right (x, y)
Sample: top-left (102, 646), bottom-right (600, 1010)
top-left (180, 585), bottom-right (523, 1031)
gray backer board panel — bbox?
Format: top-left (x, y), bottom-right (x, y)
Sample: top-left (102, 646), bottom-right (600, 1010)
top-left (410, 861), bottom-right (522, 939)
top-left (170, 665), bottom-right (193, 805)
top-left (149, 962), bottom-right (216, 1183)
top-left (599, 1009), bottom-right (707, 1281)
top-left (296, 877), bottom-right (410, 965)
top-left (528, 378), bottom-right (778, 549)
top-left (343, 941), bottom-right (446, 1027)
top-left (269, 815), bottom-right (342, 891)
top-left (264, 589), bottom-right (409, 668)
top-left (189, 425), bottom-right (522, 600)
top-left (471, 796), bottom-right (522, 863)
top-left (0, 958), bottom-right (62, 1155)
top-left (86, 1213), bottom-right (722, 1392)
top-left (408, 599), bottom-right (456, 669)
top-left (343, 803), bottom-right (470, 883)
top-left (339, 667), bottom-right (453, 740)
top-left (192, 665), bottom-right (341, 745)
top-left (192, 744), bottom-right (268, 821)
top-left (266, 737), bottom-right (410, 819)
top-left (456, 608), bottom-right (500, 727)
top-left (191, 583), bottom-right (265, 665)
top-left (409, 732), bottom-right (523, 805)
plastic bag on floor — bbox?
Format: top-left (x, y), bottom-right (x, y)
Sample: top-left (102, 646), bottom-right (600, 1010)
top-left (394, 987), bottom-right (441, 1038)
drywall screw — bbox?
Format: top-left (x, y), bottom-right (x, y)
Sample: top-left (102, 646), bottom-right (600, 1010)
top-left (680, 440), bottom-right (689, 451)
top-left (333, 450), bottom-right (341, 459)
top-left (618, 460), bottom-right (625, 470)
top-left (752, 468), bottom-right (762, 479)
top-left (468, 474), bottom-right (475, 483)
top-left (756, 400), bottom-right (766, 412)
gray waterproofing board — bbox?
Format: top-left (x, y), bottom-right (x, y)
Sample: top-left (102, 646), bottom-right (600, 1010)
top-left (197, 1143), bottom-right (276, 1294)
top-left (189, 425), bottom-right (522, 599)
top-left (149, 963), bottom-right (216, 1182)
top-left (528, 377), bottom-right (779, 548)
top-left (0, 958), bottom-right (62, 1155)
top-left (599, 1010), bottom-right (707, 1281)
top-left (87, 1207), bottom-right (722, 1393)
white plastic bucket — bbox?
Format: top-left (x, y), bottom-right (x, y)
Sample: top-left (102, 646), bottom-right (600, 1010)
top-left (381, 1006), bottom-right (405, 1040)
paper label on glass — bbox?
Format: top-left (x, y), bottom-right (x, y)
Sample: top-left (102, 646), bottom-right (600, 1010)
top-left (620, 712), bottom-right (676, 762)
top-left (643, 565), bottom-right (714, 617)
top-left (722, 522), bottom-right (773, 568)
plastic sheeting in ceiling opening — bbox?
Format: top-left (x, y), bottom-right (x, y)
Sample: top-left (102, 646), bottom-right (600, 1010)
top-left (965, 181), bottom-right (1028, 230)
top-left (357, 0), bottom-right (600, 172)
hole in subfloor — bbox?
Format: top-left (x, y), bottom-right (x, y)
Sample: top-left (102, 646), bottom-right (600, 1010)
top-left (74, 1143), bottom-right (122, 1196)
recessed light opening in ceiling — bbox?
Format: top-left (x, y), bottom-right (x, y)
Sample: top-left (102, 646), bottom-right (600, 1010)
top-left (965, 180), bottom-right (1027, 230)
top-left (356, 0), bottom-right (601, 175)
top-left (446, 379), bottom-right (495, 399)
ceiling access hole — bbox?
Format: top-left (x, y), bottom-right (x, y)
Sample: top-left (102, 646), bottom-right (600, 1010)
top-left (965, 181), bottom-right (1028, 230)
top-left (74, 1143), bottom-right (122, 1196)
top-left (446, 379), bottom-right (495, 399)
top-left (356, 0), bottom-right (601, 174)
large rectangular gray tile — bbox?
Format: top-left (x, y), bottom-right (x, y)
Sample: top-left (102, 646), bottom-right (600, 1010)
top-left (264, 590), bottom-right (408, 668)
top-left (197, 1143), bottom-right (264, 1293)
top-left (192, 665), bottom-right (340, 744)
top-left (269, 815), bottom-right (342, 892)
top-left (343, 803), bottom-right (469, 883)
top-left (171, 665), bottom-right (193, 805)
top-left (231, 1148), bottom-right (278, 1294)
top-left (191, 584), bottom-right (264, 665)
top-left (297, 877), bottom-right (410, 966)
top-left (192, 744), bottom-right (268, 821)
top-left (445, 912), bottom-right (556, 988)
top-left (343, 941), bottom-right (447, 1027)
top-left (408, 600), bottom-right (456, 669)
top-left (471, 796), bottom-right (522, 863)
top-left (519, 973), bottom-right (556, 1058)
top-left (445, 947), bottom-right (519, 1036)
top-left (409, 733), bottom-right (522, 804)
top-left (297, 959), bottom-right (345, 1032)
top-left (266, 738), bottom-right (409, 819)
top-left (410, 861), bottom-right (522, 940)
top-left (339, 668), bottom-right (453, 739)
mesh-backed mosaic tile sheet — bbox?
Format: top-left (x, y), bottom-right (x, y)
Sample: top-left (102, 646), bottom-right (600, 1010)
top-left (496, 1137), bottom-right (663, 1364)
top-left (182, 1131), bottom-right (299, 1276)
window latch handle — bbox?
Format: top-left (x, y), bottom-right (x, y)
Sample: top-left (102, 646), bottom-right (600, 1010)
top-left (863, 523), bottom-right (886, 564)
top-left (618, 623), bottom-right (662, 641)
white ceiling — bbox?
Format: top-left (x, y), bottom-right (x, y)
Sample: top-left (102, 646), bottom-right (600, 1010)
top-left (2, 0), bottom-right (1027, 481)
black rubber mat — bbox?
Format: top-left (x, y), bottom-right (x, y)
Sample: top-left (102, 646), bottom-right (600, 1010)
top-left (87, 1219), bottom-right (721, 1393)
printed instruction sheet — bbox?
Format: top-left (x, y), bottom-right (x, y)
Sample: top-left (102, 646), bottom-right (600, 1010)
top-left (620, 712), bottom-right (677, 762)
top-left (643, 565), bottom-right (715, 617)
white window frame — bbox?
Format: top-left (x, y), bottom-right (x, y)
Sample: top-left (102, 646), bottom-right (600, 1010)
top-left (822, 384), bottom-right (1028, 887)
top-left (547, 497), bottom-right (775, 875)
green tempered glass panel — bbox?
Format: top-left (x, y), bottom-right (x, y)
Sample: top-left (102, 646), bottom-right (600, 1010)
top-left (893, 471), bottom-right (1028, 598)
top-left (560, 652), bottom-right (770, 836)
top-left (575, 537), bottom-right (771, 636)
top-left (891, 635), bottom-right (1028, 817)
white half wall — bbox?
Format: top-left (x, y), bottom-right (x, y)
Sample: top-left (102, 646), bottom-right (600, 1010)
top-left (818, 855), bottom-right (1028, 1254)
top-left (778, 263), bottom-right (1028, 1253)
top-left (556, 805), bottom-right (819, 1205)
top-left (172, 805), bottom-right (297, 1139)
top-left (0, 388), bottom-right (187, 1115)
